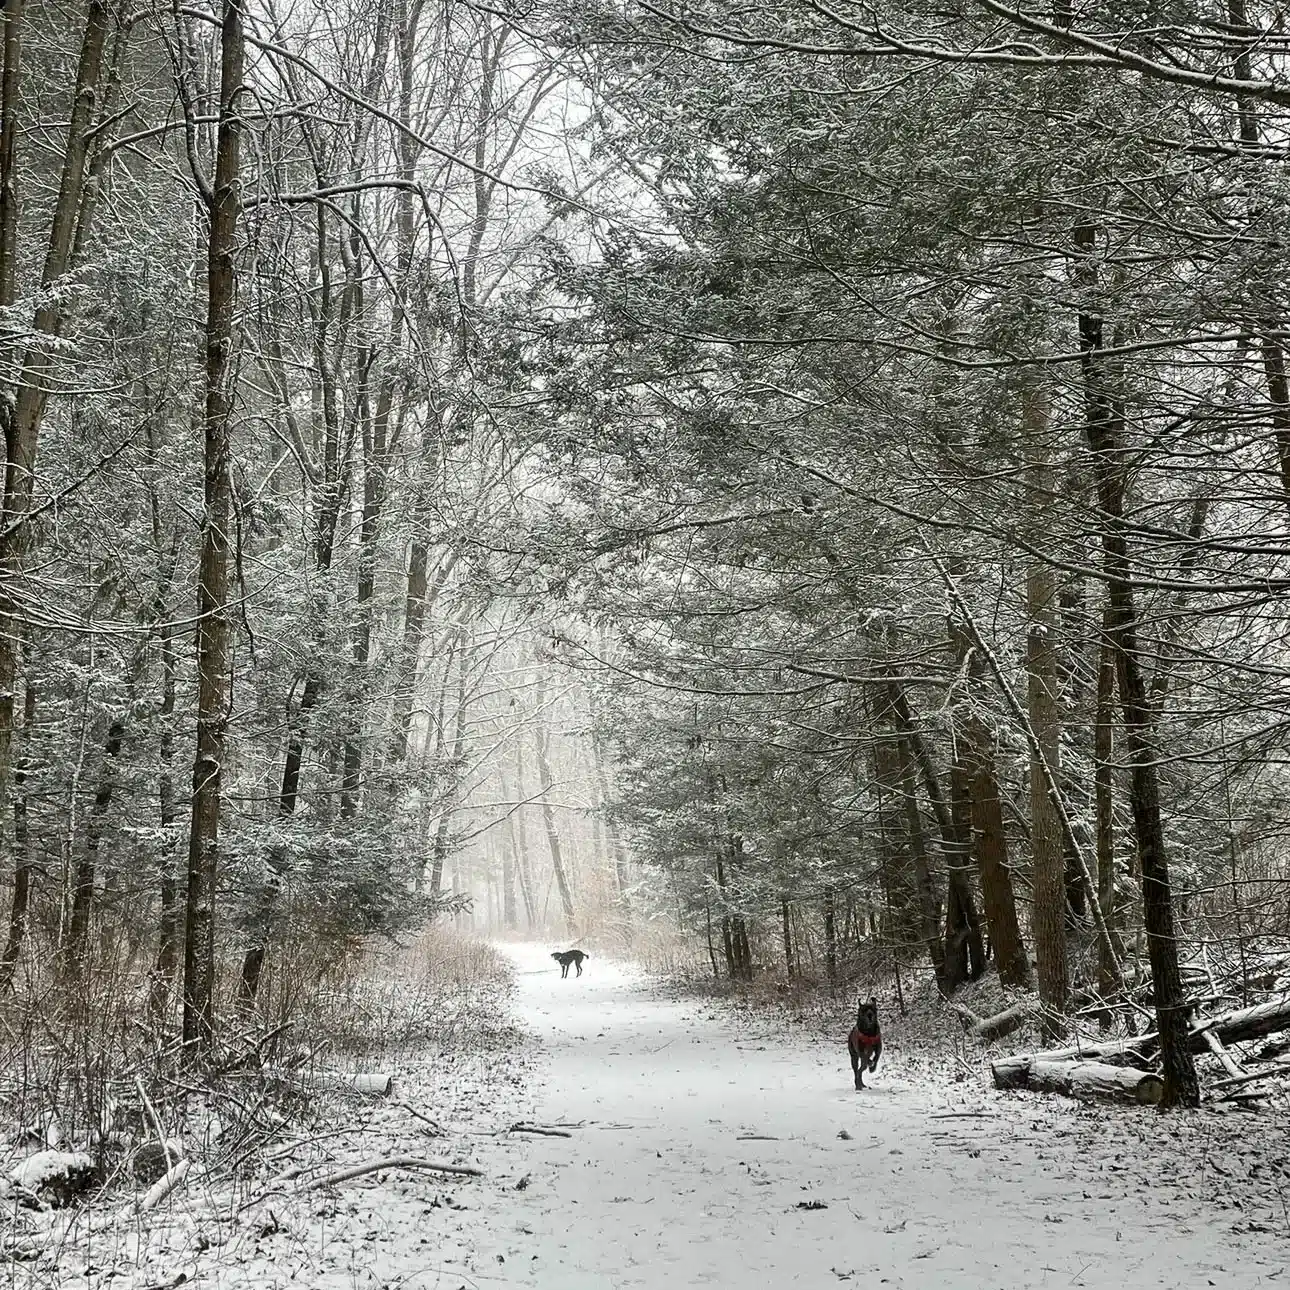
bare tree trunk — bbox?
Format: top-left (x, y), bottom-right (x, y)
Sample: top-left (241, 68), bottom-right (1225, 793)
top-left (0, 0), bottom-right (22, 317)
top-left (65, 717), bottom-right (126, 972)
top-left (1025, 378), bottom-right (1068, 1042)
top-left (715, 849), bottom-right (735, 977)
top-left (505, 743), bottom-right (536, 928)
top-left (0, 664), bottom-right (33, 989)
top-left (888, 683), bottom-right (978, 988)
top-left (894, 729), bottom-right (946, 987)
top-left (182, 0), bottom-right (243, 1059)
top-left (151, 603), bottom-right (181, 1019)
top-left (429, 634), bottom-right (470, 898)
top-left (241, 479), bottom-right (346, 1002)
top-left (1077, 222), bottom-right (1199, 1107)
top-left (1094, 617), bottom-right (1121, 1023)
top-left (822, 884), bottom-right (837, 984)
top-left (0, 0), bottom-right (112, 944)
top-left (951, 616), bottom-right (1030, 987)
top-left (532, 687), bottom-right (576, 936)
top-left (341, 339), bottom-right (383, 817)
top-left (731, 912), bottom-right (753, 980)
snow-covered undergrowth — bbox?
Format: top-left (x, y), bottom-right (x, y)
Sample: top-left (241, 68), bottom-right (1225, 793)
top-left (0, 929), bottom-right (532, 1288)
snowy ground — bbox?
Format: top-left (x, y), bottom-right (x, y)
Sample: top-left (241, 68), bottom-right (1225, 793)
top-left (5, 944), bottom-right (1288, 1287)
top-left (439, 945), bottom-right (1288, 1289)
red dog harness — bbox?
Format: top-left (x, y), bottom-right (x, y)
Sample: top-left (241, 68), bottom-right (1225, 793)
top-left (849, 1028), bottom-right (880, 1049)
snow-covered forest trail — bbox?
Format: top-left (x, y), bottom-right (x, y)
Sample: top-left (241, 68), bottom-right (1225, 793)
top-left (472, 946), bottom-right (1284, 1289)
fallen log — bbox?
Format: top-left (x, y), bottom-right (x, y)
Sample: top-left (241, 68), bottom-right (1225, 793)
top-left (1202, 997), bottom-right (1290, 1046)
top-left (993, 996), bottom-right (1290, 1088)
top-left (1005, 1059), bottom-right (1165, 1105)
top-left (270, 1069), bottom-right (394, 1097)
top-left (959, 1001), bottom-right (1047, 1042)
top-left (991, 1034), bottom-right (1155, 1086)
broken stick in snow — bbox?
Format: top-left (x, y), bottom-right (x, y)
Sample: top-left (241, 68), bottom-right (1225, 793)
top-left (506, 1122), bottom-right (573, 1137)
top-left (301, 1157), bottom-right (483, 1190)
top-left (1207, 1062), bottom-right (1290, 1094)
top-left (953, 998), bottom-right (1039, 1043)
top-left (1201, 1028), bottom-right (1245, 1081)
top-left (135, 1159), bottom-right (191, 1213)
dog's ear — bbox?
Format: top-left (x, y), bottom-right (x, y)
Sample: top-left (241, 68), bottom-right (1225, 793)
top-left (868, 997), bottom-right (877, 1006)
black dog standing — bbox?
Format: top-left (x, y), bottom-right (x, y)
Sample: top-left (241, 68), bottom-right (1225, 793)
top-left (552, 949), bottom-right (587, 978)
top-left (847, 998), bottom-right (882, 1089)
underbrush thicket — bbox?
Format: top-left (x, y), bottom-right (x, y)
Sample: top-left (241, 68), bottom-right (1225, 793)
top-left (0, 928), bottom-right (513, 1209)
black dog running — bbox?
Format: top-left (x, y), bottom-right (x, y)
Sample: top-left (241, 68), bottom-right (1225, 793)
top-left (847, 997), bottom-right (882, 1089)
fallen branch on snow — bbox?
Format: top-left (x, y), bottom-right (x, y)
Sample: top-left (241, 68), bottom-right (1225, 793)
top-left (951, 998), bottom-right (1039, 1043)
top-left (136, 1159), bottom-right (191, 1214)
top-left (1207, 1061), bottom-right (1290, 1094)
top-left (506, 1122), bottom-right (573, 1138)
top-left (301, 1156), bottom-right (483, 1190)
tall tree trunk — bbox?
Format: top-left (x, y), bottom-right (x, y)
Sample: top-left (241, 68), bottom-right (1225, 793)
top-left (1094, 616), bottom-right (1121, 1023)
top-left (715, 848), bottom-right (735, 977)
top-left (182, 0), bottom-right (243, 1059)
top-left (822, 884), bottom-right (837, 985)
top-left (506, 742), bottom-right (536, 928)
top-left (532, 688), bottom-right (576, 936)
top-left (1024, 378), bottom-right (1069, 1041)
top-left (428, 633), bottom-right (471, 898)
top-left (894, 729), bottom-right (946, 987)
top-left (151, 602), bottom-right (181, 1019)
top-left (0, 664), bottom-right (33, 989)
top-left (0, 0), bottom-right (112, 943)
top-left (65, 717), bottom-right (126, 972)
top-left (731, 911), bottom-right (753, 980)
top-left (950, 615), bottom-right (1030, 987)
top-left (1076, 222), bottom-right (1199, 1107)
top-left (341, 341), bottom-right (382, 818)
top-left (888, 683), bottom-right (979, 988)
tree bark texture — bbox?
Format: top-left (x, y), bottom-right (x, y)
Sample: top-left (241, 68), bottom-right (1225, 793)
top-left (1076, 221), bottom-right (1200, 1107)
top-left (0, 664), bottom-right (33, 988)
top-left (1094, 619), bottom-right (1121, 1017)
top-left (532, 697), bottom-right (576, 935)
top-left (954, 637), bottom-right (1029, 987)
top-left (1024, 378), bottom-right (1069, 1041)
top-left (182, 0), bottom-right (244, 1058)
top-left (0, 0), bottom-right (112, 954)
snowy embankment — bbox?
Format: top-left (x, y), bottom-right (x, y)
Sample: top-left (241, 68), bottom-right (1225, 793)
top-left (6, 943), bottom-right (1288, 1287)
